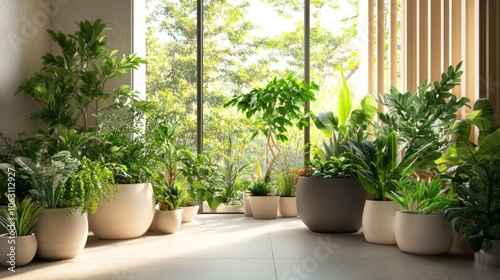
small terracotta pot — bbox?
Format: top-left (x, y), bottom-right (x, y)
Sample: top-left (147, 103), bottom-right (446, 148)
top-left (249, 195), bottom-right (280, 219)
top-left (154, 209), bottom-right (183, 234)
top-left (279, 197), bottom-right (298, 218)
top-left (0, 234), bottom-right (37, 266)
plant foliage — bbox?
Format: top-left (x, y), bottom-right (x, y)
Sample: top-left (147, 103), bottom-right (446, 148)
top-left (248, 181), bottom-right (272, 196)
top-left (0, 196), bottom-right (42, 236)
top-left (387, 177), bottom-right (456, 214)
top-left (307, 156), bottom-right (360, 178)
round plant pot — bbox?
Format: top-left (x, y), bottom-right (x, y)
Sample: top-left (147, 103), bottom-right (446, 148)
top-left (394, 212), bottom-right (454, 255)
top-left (279, 197), bottom-right (298, 218)
top-left (475, 240), bottom-right (500, 266)
top-left (34, 207), bottom-right (88, 260)
top-left (88, 183), bottom-right (155, 239)
top-left (181, 205), bottom-right (200, 223)
top-left (154, 209), bottom-right (183, 234)
top-left (0, 234), bottom-right (37, 267)
top-left (296, 177), bottom-right (369, 233)
top-left (362, 200), bottom-right (400, 245)
top-left (249, 195), bottom-right (280, 219)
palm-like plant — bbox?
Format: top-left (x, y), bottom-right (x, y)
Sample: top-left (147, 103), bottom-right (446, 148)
top-left (0, 196), bottom-right (42, 236)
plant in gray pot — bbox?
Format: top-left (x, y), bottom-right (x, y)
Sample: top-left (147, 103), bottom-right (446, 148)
top-left (297, 71), bottom-right (373, 233)
top-left (387, 176), bottom-right (457, 255)
top-left (297, 156), bottom-right (368, 233)
top-left (0, 196), bottom-right (42, 268)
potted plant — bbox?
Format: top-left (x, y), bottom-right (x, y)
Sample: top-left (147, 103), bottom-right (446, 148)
top-left (248, 181), bottom-right (279, 219)
top-left (0, 165), bottom-right (10, 235)
top-left (443, 98), bottom-right (500, 264)
top-left (276, 166), bottom-right (297, 218)
top-left (0, 196), bottom-right (42, 267)
top-left (297, 156), bottom-right (368, 233)
top-left (297, 71), bottom-right (373, 233)
top-left (153, 184), bottom-right (184, 234)
top-left (14, 150), bottom-right (87, 260)
top-left (224, 74), bottom-right (318, 184)
top-left (15, 19), bottom-right (155, 241)
top-left (351, 62), bottom-right (469, 244)
top-left (387, 176), bottom-right (456, 255)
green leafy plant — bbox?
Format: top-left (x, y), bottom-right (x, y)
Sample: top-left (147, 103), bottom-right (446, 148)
top-left (16, 19), bottom-right (148, 131)
top-left (350, 63), bottom-right (469, 201)
top-left (248, 181), bottom-right (272, 196)
top-left (224, 74), bottom-right (318, 183)
top-left (387, 176), bottom-right (456, 214)
top-left (61, 157), bottom-right (116, 215)
top-left (180, 150), bottom-right (224, 210)
top-left (307, 156), bottom-right (360, 178)
top-left (0, 166), bottom-right (8, 205)
top-left (0, 196), bottom-right (42, 236)
top-left (15, 151), bottom-right (80, 210)
top-left (444, 161), bottom-right (500, 253)
top-left (311, 70), bottom-right (377, 162)
top-left (275, 167), bottom-right (296, 197)
top-left (154, 184), bottom-right (184, 211)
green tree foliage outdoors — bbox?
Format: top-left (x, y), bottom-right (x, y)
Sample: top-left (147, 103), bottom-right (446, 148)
top-left (146, 0), bottom-right (361, 183)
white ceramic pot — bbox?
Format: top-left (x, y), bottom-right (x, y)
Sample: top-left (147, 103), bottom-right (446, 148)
top-left (154, 209), bottom-right (183, 234)
top-left (217, 204), bottom-right (244, 213)
top-left (394, 212), bottom-right (454, 255)
top-left (279, 197), bottom-right (298, 218)
top-left (0, 234), bottom-right (37, 266)
top-left (249, 195), bottom-right (280, 219)
top-left (475, 240), bottom-right (500, 266)
top-left (34, 207), bottom-right (88, 260)
top-left (181, 205), bottom-right (200, 223)
top-left (88, 183), bottom-right (155, 239)
top-left (362, 200), bottom-right (400, 245)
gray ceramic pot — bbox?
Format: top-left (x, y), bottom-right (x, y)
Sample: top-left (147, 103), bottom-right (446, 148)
top-left (296, 177), bottom-right (368, 233)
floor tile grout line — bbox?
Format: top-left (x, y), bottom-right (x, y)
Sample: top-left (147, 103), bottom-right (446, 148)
top-left (268, 221), bottom-right (279, 280)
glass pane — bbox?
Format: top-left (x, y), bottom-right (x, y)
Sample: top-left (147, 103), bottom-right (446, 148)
top-left (203, 0), bottom-right (304, 212)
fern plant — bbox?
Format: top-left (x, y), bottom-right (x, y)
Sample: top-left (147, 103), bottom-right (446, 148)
top-left (248, 181), bottom-right (272, 196)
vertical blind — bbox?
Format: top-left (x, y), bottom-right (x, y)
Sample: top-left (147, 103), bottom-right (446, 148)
top-left (368, 0), bottom-right (500, 126)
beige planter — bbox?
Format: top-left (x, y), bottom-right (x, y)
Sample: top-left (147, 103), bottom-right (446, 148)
top-left (154, 209), bottom-right (183, 234)
top-left (217, 204), bottom-right (244, 213)
top-left (0, 234), bottom-right (37, 267)
top-left (362, 200), bottom-right (400, 245)
top-left (181, 205), bottom-right (199, 223)
top-left (249, 195), bottom-right (280, 219)
top-left (35, 207), bottom-right (88, 260)
top-left (475, 240), bottom-right (500, 266)
top-left (395, 212), bottom-right (454, 255)
top-left (89, 183), bottom-right (155, 239)
top-left (244, 192), bottom-right (252, 217)
top-left (279, 197), bottom-right (298, 218)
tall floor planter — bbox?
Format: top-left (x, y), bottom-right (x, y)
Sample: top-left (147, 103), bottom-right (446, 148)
top-left (362, 200), bottom-right (400, 245)
top-left (394, 212), bottom-right (454, 255)
top-left (89, 183), bottom-right (155, 239)
top-left (34, 207), bottom-right (88, 260)
top-left (296, 177), bottom-right (368, 233)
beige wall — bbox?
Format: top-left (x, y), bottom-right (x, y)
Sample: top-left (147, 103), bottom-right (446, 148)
top-left (0, 0), bottom-right (141, 140)
top-left (0, 0), bottom-right (52, 139)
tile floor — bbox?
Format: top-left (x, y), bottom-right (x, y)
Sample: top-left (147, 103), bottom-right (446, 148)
top-left (1, 214), bottom-right (500, 280)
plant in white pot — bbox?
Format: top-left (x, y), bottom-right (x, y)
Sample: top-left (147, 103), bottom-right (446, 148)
top-left (248, 181), bottom-right (279, 220)
top-left (387, 176), bottom-right (457, 255)
top-left (276, 166), bottom-right (297, 218)
top-left (0, 196), bottom-right (42, 268)
top-left (14, 150), bottom-right (88, 260)
top-left (350, 62), bottom-right (469, 244)
top-left (153, 184), bottom-right (184, 234)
